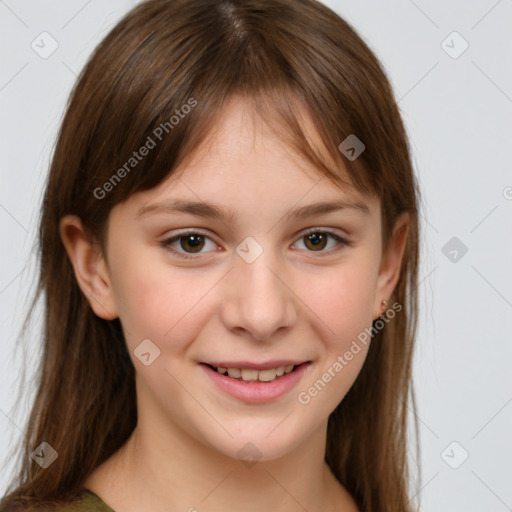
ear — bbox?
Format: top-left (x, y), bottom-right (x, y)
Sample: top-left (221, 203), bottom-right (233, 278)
top-left (59, 215), bottom-right (118, 320)
top-left (372, 212), bottom-right (409, 320)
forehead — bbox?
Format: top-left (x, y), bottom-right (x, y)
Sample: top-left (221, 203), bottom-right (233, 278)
top-left (172, 97), bottom-right (375, 197)
top-left (181, 97), bottom-right (328, 168)
top-left (114, 96), bottom-right (380, 222)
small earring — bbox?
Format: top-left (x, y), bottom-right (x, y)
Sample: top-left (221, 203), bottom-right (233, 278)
top-left (381, 299), bottom-right (388, 311)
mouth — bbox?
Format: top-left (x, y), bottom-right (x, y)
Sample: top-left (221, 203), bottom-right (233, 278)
top-left (201, 361), bottom-right (308, 383)
top-left (199, 361), bottom-right (311, 403)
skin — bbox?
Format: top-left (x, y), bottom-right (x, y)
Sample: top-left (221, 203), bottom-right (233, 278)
top-left (61, 97), bottom-right (408, 512)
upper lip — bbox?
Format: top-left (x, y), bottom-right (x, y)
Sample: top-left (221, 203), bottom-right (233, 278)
top-left (201, 360), bottom-right (309, 371)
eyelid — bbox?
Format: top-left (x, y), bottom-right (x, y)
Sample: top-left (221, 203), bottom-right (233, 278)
top-left (299, 226), bottom-right (350, 242)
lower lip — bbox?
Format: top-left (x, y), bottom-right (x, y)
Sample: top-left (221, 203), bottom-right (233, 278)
top-left (200, 363), bottom-right (311, 403)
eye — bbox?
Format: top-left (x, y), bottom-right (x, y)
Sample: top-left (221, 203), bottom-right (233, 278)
top-left (161, 230), bottom-right (219, 259)
top-left (161, 228), bottom-right (351, 260)
top-left (292, 229), bottom-right (350, 254)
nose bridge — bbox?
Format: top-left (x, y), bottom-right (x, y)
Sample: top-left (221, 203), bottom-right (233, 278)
top-left (221, 236), bottom-right (297, 340)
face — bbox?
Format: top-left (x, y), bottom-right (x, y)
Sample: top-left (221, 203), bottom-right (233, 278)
top-left (69, 98), bottom-right (406, 463)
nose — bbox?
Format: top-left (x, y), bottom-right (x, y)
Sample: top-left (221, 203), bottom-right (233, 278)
top-left (219, 244), bottom-right (298, 341)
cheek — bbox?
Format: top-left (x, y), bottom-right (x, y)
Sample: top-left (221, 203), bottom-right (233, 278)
top-left (298, 262), bottom-right (376, 340)
top-left (110, 254), bottom-right (217, 353)
top-left (293, 261), bottom-right (376, 407)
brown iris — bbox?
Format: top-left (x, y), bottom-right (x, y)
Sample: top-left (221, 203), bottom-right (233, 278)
top-left (303, 232), bottom-right (328, 251)
top-left (179, 234), bottom-right (205, 253)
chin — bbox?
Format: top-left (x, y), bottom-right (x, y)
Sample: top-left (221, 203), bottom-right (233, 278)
top-left (200, 416), bottom-right (314, 464)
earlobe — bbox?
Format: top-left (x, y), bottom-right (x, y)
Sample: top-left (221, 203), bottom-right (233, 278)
top-left (372, 212), bottom-right (409, 320)
top-left (59, 215), bottom-right (118, 320)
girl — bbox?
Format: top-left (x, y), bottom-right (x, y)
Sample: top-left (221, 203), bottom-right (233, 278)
top-left (0, 0), bottom-right (421, 511)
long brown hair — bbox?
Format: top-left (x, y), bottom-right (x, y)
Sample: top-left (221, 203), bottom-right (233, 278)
top-left (1, 0), bottom-right (421, 510)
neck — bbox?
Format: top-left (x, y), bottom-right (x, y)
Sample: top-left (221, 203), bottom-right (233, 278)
top-left (84, 387), bottom-right (355, 512)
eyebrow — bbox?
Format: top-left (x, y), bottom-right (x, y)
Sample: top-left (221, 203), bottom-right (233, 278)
top-left (136, 198), bottom-right (370, 221)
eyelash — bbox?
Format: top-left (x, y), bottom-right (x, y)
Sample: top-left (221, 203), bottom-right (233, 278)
top-left (160, 228), bottom-right (351, 260)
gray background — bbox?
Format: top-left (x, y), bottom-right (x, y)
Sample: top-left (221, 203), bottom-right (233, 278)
top-left (1, 1), bottom-right (511, 510)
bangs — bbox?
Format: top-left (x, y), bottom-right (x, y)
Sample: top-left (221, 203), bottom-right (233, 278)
top-left (122, 86), bottom-right (377, 200)
top-left (91, 75), bottom-right (379, 215)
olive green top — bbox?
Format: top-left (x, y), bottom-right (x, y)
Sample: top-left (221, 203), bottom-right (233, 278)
top-left (57, 489), bottom-right (115, 512)
top-left (0, 489), bottom-right (115, 512)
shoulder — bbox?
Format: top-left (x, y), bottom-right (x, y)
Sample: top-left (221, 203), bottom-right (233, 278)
top-left (0, 489), bottom-right (115, 512)
top-left (54, 489), bottom-right (115, 512)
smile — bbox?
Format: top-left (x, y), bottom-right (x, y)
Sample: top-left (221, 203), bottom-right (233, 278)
top-left (199, 361), bottom-right (311, 403)
top-left (207, 364), bottom-right (296, 382)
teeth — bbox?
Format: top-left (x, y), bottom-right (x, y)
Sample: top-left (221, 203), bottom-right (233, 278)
top-left (241, 369), bottom-right (258, 381)
top-left (258, 368), bottom-right (277, 382)
top-left (214, 364), bottom-right (296, 382)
